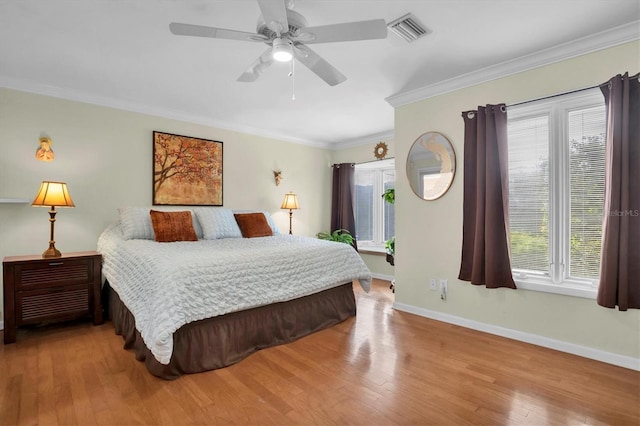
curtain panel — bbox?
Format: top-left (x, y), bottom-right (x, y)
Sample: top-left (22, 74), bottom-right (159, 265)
top-left (459, 104), bottom-right (516, 289)
top-left (331, 163), bottom-right (358, 249)
top-left (597, 72), bottom-right (640, 311)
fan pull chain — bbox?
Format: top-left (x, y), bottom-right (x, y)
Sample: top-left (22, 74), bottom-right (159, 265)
top-left (289, 60), bottom-right (296, 100)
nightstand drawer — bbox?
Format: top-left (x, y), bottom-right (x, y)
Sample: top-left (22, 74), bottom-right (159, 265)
top-left (13, 258), bottom-right (94, 290)
top-left (17, 284), bottom-right (90, 324)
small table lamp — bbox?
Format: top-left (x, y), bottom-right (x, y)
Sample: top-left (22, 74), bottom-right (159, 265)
top-left (280, 192), bottom-right (299, 235)
top-left (32, 181), bottom-right (75, 258)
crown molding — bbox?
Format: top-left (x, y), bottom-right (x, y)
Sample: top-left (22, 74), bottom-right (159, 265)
top-left (3, 20), bottom-right (636, 148)
top-left (386, 20), bottom-right (640, 108)
top-left (329, 129), bottom-right (395, 150)
top-left (0, 76), bottom-right (332, 149)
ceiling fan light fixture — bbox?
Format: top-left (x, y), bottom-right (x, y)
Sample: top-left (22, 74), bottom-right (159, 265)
top-left (272, 37), bottom-right (293, 62)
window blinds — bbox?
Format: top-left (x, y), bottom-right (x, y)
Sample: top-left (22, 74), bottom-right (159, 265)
top-left (567, 105), bottom-right (606, 279)
top-left (507, 103), bottom-right (606, 281)
top-left (508, 115), bottom-right (550, 274)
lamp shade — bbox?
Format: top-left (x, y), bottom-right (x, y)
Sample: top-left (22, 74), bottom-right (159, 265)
top-left (281, 192), bottom-right (299, 210)
top-left (32, 181), bottom-right (75, 207)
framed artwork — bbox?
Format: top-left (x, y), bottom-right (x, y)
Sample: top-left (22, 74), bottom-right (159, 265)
top-left (153, 131), bottom-right (223, 206)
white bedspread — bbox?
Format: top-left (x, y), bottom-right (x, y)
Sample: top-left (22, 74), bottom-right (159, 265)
top-left (97, 222), bottom-right (372, 365)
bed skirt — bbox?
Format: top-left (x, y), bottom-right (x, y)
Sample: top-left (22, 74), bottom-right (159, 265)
top-left (106, 281), bottom-right (356, 380)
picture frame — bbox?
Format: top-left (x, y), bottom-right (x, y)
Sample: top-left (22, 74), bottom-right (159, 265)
top-left (153, 131), bottom-right (223, 206)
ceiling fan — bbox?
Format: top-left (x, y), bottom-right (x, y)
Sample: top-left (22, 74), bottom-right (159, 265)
top-left (169, 0), bottom-right (388, 86)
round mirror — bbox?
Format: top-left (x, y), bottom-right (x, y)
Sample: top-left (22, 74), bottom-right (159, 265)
top-left (406, 132), bottom-right (456, 201)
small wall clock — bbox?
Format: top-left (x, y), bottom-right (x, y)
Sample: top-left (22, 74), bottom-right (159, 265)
top-left (374, 141), bottom-right (388, 160)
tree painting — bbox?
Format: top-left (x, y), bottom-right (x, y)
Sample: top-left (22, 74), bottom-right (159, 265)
top-left (153, 131), bottom-right (223, 205)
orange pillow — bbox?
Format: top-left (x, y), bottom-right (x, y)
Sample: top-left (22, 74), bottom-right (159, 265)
top-left (234, 213), bottom-right (273, 238)
top-left (149, 210), bottom-right (198, 242)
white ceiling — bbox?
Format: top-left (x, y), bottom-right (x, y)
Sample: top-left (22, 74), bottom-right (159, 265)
top-left (1, 1), bottom-right (638, 148)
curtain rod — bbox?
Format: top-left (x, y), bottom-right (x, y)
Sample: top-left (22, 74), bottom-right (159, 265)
top-left (507, 72), bottom-right (640, 108)
top-left (355, 158), bottom-right (395, 166)
top-left (507, 84), bottom-right (600, 108)
top-left (330, 158), bottom-right (395, 167)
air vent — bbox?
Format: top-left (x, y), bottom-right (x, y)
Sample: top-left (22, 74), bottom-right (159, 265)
top-left (387, 13), bottom-right (430, 43)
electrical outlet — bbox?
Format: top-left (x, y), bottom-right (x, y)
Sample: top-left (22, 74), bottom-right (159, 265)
top-left (430, 278), bottom-right (437, 290)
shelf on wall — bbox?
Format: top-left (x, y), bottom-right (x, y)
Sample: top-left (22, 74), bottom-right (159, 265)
top-left (0, 198), bottom-right (31, 204)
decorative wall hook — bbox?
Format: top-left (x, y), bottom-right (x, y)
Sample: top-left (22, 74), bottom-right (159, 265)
top-left (36, 137), bottom-right (55, 162)
top-left (273, 170), bottom-right (282, 186)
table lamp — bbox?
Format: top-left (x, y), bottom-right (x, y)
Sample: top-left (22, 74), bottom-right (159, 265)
top-left (32, 181), bottom-right (75, 258)
top-left (280, 192), bottom-right (299, 235)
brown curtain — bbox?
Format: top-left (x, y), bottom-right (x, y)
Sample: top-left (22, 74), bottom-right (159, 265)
top-left (331, 163), bottom-right (357, 249)
top-left (459, 104), bottom-right (516, 289)
top-left (597, 72), bottom-right (640, 311)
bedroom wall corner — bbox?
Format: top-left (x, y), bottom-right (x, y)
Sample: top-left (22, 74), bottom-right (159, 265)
top-left (392, 40), bottom-right (640, 362)
top-left (0, 88), bottom-right (333, 323)
top-left (331, 140), bottom-right (396, 278)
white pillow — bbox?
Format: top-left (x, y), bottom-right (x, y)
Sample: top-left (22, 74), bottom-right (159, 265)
top-left (118, 206), bottom-right (203, 240)
top-left (262, 211), bottom-right (280, 234)
top-left (233, 210), bottom-right (280, 235)
top-left (194, 208), bottom-right (242, 239)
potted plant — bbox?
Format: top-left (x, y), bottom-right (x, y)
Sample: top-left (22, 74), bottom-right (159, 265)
top-left (384, 236), bottom-right (395, 266)
top-left (316, 229), bottom-right (355, 246)
top-left (382, 188), bottom-right (395, 263)
top-left (381, 188), bottom-right (396, 292)
top-left (382, 188), bottom-right (395, 204)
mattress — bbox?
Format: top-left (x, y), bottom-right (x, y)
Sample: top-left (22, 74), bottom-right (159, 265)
top-left (97, 222), bottom-right (372, 364)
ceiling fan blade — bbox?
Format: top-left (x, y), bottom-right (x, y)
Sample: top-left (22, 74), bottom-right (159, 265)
top-left (298, 19), bottom-right (387, 44)
top-left (257, 0), bottom-right (289, 35)
top-left (294, 44), bottom-right (346, 86)
top-left (237, 48), bottom-right (275, 82)
top-left (169, 22), bottom-right (267, 42)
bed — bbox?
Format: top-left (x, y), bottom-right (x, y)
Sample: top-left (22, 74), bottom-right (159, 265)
top-left (97, 207), bottom-right (372, 379)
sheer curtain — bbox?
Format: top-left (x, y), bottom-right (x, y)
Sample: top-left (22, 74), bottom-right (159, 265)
top-left (597, 72), bottom-right (640, 310)
top-left (331, 163), bottom-right (357, 249)
top-left (459, 104), bottom-right (516, 289)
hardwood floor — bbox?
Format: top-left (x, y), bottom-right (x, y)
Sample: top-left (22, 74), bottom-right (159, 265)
top-left (1, 278), bottom-right (638, 425)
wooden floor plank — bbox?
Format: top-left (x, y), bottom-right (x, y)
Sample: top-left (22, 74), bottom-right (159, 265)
top-left (0, 279), bottom-right (638, 425)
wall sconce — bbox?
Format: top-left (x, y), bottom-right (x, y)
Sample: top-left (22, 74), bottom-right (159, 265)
top-left (32, 181), bottom-right (75, 257)
top-left (36, 137), bottom-right (55, 162)
top-left (280, 192), bottom-right (299, 235)
top-left (273, 170), bottom-right (282, 186)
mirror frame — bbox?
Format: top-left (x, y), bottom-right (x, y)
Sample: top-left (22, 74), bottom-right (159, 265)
top-left (406, 132), bottom-right (456, 201)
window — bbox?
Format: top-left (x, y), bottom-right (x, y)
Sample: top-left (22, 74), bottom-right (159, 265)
top-left (507, 90), bottom-right (606, 298)
top-left (354, 159), bottom-right (395, 250)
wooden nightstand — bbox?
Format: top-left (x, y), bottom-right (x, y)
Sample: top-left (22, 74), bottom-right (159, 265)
top-left (3, 251), bottom-right (102, 344)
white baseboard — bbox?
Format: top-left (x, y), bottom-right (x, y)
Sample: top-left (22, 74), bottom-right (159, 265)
top-left (393, 301), bottom-right (640, 371)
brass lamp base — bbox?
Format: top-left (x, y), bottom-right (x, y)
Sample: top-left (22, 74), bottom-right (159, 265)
top-left (41, 207), bottom-right (62, 258)
top-left (42, 242), bottom-right (61, 258)
top-left (288, 209), bottom-right (293, 235)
